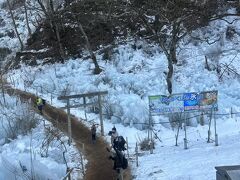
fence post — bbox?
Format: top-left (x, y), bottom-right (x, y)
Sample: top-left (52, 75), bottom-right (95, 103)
top-left (82, 143), bottom-right (85, 153)
top-left (50, 93), bottom-right (53, 105)
top-left (98, 94), bottom-right (104, 136)
top-left (67, 100), bottom-right (72, 145)
top-left (184, 114), bottom-right (188, 149)
top-left (200, 111), bottom-right (204, 126)
top-left (80, 152), bottom-right (85, 175)
top-left (150, 126), bottom-right (153, 154)
top-left (214, 110), bottom-right (218, 146)
top-left (207, 110), bottom-right (212, 143)
top-left (135, 142), bottom-right (138, 167)
top-left (83, 97), bottom-right (87, 121)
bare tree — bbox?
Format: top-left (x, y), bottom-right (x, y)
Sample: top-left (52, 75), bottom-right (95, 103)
top-left (36, 0), bottom-right (65, 62)
top-left (127, 0), bottom-right (224, 94)
top-left (24, 0), bottom-right (32, 36)
top-left (6, 0), bottom-right (24, 51)
top-left (0, 72), bottom-right (6, 106)
top-left (75, 16), bottom-right (102, 74)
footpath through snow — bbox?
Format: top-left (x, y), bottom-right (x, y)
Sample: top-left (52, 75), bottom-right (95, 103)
top-left (4, 86), bottom-right (131, 180)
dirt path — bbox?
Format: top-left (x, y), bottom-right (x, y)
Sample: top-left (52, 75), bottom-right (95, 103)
top-left (5, 88), bottom-right (132, 180)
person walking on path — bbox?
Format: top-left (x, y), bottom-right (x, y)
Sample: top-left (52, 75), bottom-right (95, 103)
top-left (36, 97), bottom-right (45, 114)
top-left (108, 147), bottom-right (124, 180)
top-left (111, 126), bottom-right (118, 146)
top-left (91, 124), bottom-right (97, 144)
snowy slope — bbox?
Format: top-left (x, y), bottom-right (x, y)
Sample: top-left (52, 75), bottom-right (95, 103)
top-left (0, 94), bottom-right (84, 179)
top-left (2, 1), bottom-right (240, 179)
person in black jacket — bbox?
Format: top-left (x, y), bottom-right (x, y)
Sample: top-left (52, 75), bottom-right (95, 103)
top-left (91, 124), bottom-right (97, 144)
top-left (108, 147), bottom-right (124, 180)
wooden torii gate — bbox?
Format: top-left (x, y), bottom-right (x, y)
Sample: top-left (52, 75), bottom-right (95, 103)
top-left (58, 91), bottom-right (108, 144)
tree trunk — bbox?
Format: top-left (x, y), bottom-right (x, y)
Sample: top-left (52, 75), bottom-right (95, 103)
top-left (24, 0), bottom-right (32, 36)
top-left (53, 20), bottom-right (65, 63)
top-left (166, 56), bottom-right (173, 95)
top-left (170, 22), bottom-right (178, 64)
top-left (0, 73), bottom-right (6, 105)
top-left (205, 56), bottom-right (210, 71)
top-left (48, 0), bottom-right (65, 63)
top-left (170, 44), bottom-right (177, 64)
top-left (37, 0), bottom-right (65, 63)
top-left (7, 0), bottom-right (24, 51)
top-left (77, 21), bottom-right (102, 74)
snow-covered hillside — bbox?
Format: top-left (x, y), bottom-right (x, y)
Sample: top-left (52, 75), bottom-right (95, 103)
top-left (6, 23), bottom-right (240, 179)
top-left (2, 0), bottom-right (240, 179)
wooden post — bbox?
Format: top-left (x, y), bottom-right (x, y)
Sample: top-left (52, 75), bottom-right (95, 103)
top-left (80, 152), bottom-right (85, 175)
top-left (150, 125), bottom-right (153, 154)
top-left (83, 97), bottom-right (87, 120)
top-left (82, 143), bottom-right (85, 153)
top-left (175, 121), bottom-right (180, 146)
top-left (214, 110), bottom-right (218, 146)
top-left (50, 93), bottom-right (53, 105)
top-left (135, 142), bottom-right (139, 167)
top-left (184, 114), bottom-right (188, 149)
top-left (200, 111), bottom-right (204, 126)
top-left (67, 100), bottom-right (72, 145)
top-left (207, 110), bottom-right (212, 143)
top-left (98, 94), bottom-right (104, 136)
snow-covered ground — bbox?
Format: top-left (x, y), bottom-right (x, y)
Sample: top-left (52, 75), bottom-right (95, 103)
top-left (6, 36), bottom-right (240, 179)
top-left (2, 0), bottom-right (240, 179)
top-left (0, 93), bottom-right (84, 179)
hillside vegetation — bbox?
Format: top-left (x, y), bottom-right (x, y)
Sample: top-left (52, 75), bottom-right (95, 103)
top-left (2, 0), bottom-right (240, 94)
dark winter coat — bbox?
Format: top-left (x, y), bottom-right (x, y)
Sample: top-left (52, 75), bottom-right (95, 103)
top-left (109, 148), bottom-right (123, 170)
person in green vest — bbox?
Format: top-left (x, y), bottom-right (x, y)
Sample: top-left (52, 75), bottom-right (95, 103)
top-left (36, 97), bottom-right (45, 114)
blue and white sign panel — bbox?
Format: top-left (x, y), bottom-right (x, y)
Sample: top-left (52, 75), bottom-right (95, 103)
top-left (149, 91), bottom-right (218, 115)
top-left (149, 94), bottom-right (184, 115)
top-left (183, 92), bottom-right (200, 111)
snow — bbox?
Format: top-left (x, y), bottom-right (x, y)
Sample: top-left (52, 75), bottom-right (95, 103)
top-left (2, 2), bottom-right (240, 179)
top-left (0, 94), bottom-right (84, 179)
top-left (6, 38), bottom-right (240, 179)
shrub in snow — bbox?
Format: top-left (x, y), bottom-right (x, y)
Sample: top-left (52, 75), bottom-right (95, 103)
top-left (225, 26), bottom-right (237, 40)
top-left (137, 136), bottom-right (155, 151)
top-left (40, 126), bottom-right (67, 161)
top-left (103, 102), bottom-right (121, 121)
top-left (168, 112), bottom-right (185, 129)
top-left (0, 47), bottom-right (11, 60)
top-left (169, 112), bottom-right (201, 129)
top-left (105, 95), bottom-right (149, 130)
top-left (0, 94), bottom-right (39, 142)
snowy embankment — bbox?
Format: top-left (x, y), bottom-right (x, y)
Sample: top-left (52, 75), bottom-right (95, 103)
top-left (0, 94), bottom-right (83, 179)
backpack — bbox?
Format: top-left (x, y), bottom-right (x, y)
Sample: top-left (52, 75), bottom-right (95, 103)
top-left (122, 155), bottom-right (128, 169)
top-left (42, 99), bottom-right (46, 105)
top-left (113, 136), bottom-right (126, 151)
